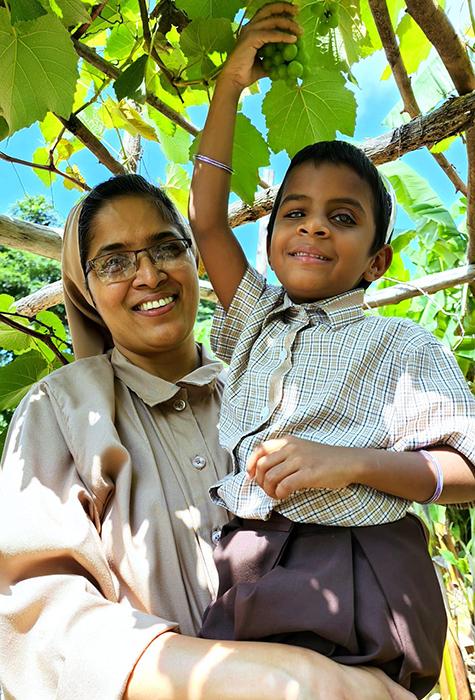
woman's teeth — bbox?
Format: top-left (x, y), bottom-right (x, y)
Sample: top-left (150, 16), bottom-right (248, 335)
top-left (137, 296), bottom-right (174, 311)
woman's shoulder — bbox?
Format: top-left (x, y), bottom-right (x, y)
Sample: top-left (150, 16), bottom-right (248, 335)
top-left (39, 353), bottom-right (115, 394)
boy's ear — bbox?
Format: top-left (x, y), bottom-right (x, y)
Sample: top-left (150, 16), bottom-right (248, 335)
top-left (363, 244), bottom-right (393, 282)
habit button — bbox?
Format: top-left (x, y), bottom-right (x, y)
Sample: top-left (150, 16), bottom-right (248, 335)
top-left (211, 529), bottom-right (221, 545)
top-left (192, 455), bottom-right (206, 470)
top-left (173, 399), bottom-right (186, 411)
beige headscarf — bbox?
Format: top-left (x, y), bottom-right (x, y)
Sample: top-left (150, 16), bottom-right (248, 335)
top-left (62, 201), bottom-right (114, 359)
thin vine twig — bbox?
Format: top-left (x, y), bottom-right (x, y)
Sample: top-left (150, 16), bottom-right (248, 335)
top-left (0, 312), bottom-right (70, 365)
top-left (0, 151), bottom-right (90, 191)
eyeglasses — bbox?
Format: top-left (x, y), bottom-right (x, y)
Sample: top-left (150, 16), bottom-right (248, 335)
top-left (86, 237), bottom-right (193, 284)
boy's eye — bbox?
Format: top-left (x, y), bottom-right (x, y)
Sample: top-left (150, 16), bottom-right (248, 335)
top-left (332, 212), bottom-right (356, 225)
top-left (284, 209), bottom-right (304, 218)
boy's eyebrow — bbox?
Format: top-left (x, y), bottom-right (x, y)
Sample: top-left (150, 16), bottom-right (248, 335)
top-left (280, 193), bottom-right (366, 213)
top-left (94, 230), bottom-right (179, 256)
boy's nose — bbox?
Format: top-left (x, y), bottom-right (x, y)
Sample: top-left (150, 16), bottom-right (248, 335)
top-left (297, 216), bottom-right (330, 237)
top-left (132, 251), bottom-right (168, 287)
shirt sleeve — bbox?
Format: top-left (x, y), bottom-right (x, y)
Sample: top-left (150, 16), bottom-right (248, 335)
top-left (0, 384), bottom-right (178, 700)
top-left (387, 340), bottom-right (475, 506)
top-left (210, 264), bottom-right (268, 365)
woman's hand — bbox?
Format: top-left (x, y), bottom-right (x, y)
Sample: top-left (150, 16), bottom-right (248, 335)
top-left (247, 436), bottom-right (359, 499)
top-left (218, 2), bottom-right (301, 92)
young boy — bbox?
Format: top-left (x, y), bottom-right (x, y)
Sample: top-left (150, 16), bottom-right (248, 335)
top-left (188, 4), bottom-right (475, 697)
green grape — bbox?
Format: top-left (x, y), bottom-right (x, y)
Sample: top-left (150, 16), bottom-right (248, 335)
top-left (316, 17), bottom-right (331, 35)
top-left (262, 44), bottom-right (275, 58)
top-left (282, 43), bottom-right (298, 61)
top-left (287, 60), bottom-right (303, 78)
top-left (311, 1), bottom-right (325, 18)
top-left (258, 9), bottom-right (308, 87)
top-left (262, 57), bottom-right (273, 72)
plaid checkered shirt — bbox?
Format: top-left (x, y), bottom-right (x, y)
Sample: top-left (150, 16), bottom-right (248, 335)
top-left (209, 265), bottom-right (475, 526)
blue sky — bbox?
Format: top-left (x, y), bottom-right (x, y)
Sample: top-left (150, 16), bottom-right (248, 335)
top-left (0, 6), bottom-right (468, 267)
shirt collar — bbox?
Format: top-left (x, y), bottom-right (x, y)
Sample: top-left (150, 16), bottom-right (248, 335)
top-left (273, 288), bottom-right (366, 329)
top-left (110, 345), bottom-right (224, 407)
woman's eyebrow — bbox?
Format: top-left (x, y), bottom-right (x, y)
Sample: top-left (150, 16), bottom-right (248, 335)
top-left (94, 230), bottom-right (179, 256)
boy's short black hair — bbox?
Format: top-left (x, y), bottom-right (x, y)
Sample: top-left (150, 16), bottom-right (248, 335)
top-left (267, 140), bottom-right (392, 268)
top-left (78, 174), bottom-right (190, 275)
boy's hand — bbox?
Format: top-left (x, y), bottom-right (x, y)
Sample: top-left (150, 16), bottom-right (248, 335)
top-left (246, 436), bottom-right (359, 499)
top-left (219, 3), bottom-right (301, 92)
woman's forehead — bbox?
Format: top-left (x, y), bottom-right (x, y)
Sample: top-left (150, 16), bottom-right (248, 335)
top-left (88, 195), bottom-right (178, 255)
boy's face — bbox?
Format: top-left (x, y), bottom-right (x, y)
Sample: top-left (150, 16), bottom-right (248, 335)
top-left (267, 161), bottom-right (392, 303)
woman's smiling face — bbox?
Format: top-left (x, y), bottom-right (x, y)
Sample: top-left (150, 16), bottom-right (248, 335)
top-left (86, 194), bottom-right (200, 375)
top-left (268, 161), bottom-right (392, 303)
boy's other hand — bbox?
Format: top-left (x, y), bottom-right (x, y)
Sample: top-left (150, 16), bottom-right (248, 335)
top-left (218, 3), bottom-right (301, 92)
top-left (246, 436), bottom-right (358, 499)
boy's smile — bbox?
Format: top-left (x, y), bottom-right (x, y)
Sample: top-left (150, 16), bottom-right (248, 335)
top-left (267, 161), bottom-right (392, 303)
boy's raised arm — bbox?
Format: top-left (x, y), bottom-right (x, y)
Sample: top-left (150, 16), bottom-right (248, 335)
top-left (188, 3), bottom-right (300, 311)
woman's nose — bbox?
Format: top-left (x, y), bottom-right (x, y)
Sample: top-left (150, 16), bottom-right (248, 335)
top-left (132, 251), bottom-right (168, 287)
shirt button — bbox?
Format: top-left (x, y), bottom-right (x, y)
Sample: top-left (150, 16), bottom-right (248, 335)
top-left (173, 399), bottom-right (186, 411)
top-left (191, 455), bottom-right (207, 470)
top-left (211, 529), bottom-right (221, 545)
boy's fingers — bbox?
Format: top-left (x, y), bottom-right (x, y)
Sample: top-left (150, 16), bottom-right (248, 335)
top-left (252, 2), bottom-right (299, 21)
top-left (244, 15), bottom-right (301, 37)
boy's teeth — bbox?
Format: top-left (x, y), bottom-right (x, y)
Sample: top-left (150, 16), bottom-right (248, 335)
top-left (293, 252), bottom-right (328, 260)
top-left (137, 296), bottom-right (174, 311)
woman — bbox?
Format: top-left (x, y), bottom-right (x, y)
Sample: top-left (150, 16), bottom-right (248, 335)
top-left (0, 175), bottom-right (416, 700)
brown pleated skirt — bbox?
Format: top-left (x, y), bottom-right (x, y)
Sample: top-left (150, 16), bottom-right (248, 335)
top-left (199, 512), bottom-right (446, 699)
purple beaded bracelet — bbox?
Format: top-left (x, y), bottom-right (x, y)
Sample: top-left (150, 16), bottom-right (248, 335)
top-left (419, 450), bottom-right (444, 504)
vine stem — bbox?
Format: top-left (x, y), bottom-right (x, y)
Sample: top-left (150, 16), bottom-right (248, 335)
top-left (0, 312), bottom-right (70, 365)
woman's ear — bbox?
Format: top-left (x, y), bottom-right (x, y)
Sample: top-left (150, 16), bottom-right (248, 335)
top-left (363, 244), bottom-right (393, 282)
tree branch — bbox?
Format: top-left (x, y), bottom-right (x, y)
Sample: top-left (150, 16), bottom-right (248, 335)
top-left (0, 312), bottom-right (69, 365)
top-left (368, 0), bottom-right (467, 195)
top-left (72, 2), bottom-right (108, 40)
top-left (2, 91), bottom-right (474, 254)
top-left (404, 0), bottom-right (475, 268)
top-left (0, 151), bottom-right (90, 191)
top-left (12, 265), bottom-right (475, 316)
top-left (56, 114), bottom-right (126, 176)
top-left (0, 215), bottom-right (62, 259)
top-left (73, 39), bottom-right (199, 136)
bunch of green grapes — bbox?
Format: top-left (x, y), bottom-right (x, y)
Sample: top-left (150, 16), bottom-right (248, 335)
top-left (258, 39), bottom-right (307, 86)
top-left (311, 0), bottom-right (339, 35)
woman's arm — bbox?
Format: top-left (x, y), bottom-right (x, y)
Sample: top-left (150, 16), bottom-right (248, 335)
top-left (188, 3), bottom-right (300, 310)
top-left (124, 630), bottom-right (416, 700)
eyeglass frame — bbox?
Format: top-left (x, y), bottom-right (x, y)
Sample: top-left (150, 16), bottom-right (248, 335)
top-left (85, 235), bottom-right (194, 284)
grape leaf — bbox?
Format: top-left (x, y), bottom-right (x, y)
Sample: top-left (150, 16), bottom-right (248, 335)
top-left (180, 18), bottom-right (234, 58)
top-left (397, 13), bottom-right (431, 76)
top-left (175, 0), bottom-right (242, 20)
top-left (159, 124), bottom-right (191, 164)
top-left (114, 54), bottom-right (148, 102)
top-left (11, 0), bottom-right (47, 25)
top-left (380, 161), bottom-right (458, 232)
top-left (46, 0), bottom-right (91, 26)
top-left (0, 10), bottom-right (78, 135)
top-left (105, 21), bottom-right (138, 61)
top-left (231, 114), bottom-right (270, 204)
top-left (0, 351), bottom-right (48, 410)
top-left (263, 70), bottom-right (356, 157)
top-left (162, 163), bottom-right (190, 216)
